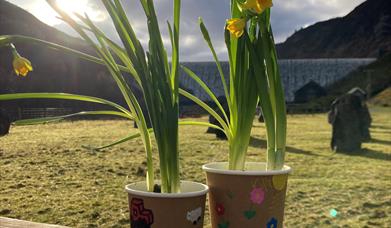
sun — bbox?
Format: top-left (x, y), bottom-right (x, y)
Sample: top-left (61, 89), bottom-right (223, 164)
top-left (56, 0), bottom-right (106, 21)
top-left (56, 0), bottom-right (90, 17)
top-left (31, 0), bottom-right (106, 27)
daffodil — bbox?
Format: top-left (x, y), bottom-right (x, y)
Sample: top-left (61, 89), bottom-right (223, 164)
top-left (242, 0), bottom-right (273, 14)
top-left (226, 18), bottom-right (246, 38)
top-left (12, 51), bottom-right (33, 77)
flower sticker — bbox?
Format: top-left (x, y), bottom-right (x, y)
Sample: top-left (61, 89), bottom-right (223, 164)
top-left (215, 203), bottom-right (225, 216)
top-left (243, 210), bottom-right (256, 219)
top-left (250, 187), bottom-right (265, 205)
top-left (226, 190), bottom-right (234, 200)
top-left (272, 175), bottom-right (287, 191)
top-left (267, 217), bottom-right (278, 228)
top-left (330, 209), bottom-right (338, 217)
top-left (218, 221), bottom-right (229, 228)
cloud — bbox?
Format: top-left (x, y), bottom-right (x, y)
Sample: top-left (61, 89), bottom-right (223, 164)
top-left (7, 0), bottom-right (366, 61)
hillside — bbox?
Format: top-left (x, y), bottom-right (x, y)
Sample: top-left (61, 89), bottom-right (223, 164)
top-left (327, 54), bottom-right (391, 96)
top-left (370, 87), bottom-right (391, 107)
top-left (300, 53), bottom-right (391, 110)
top-left (276, 0), bottom-right (391, 58)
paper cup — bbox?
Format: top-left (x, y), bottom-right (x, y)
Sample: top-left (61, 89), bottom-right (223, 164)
top-left (126, 181), bottom-right (208, 228)
top-left (203, 162), bottom-right (291, 228)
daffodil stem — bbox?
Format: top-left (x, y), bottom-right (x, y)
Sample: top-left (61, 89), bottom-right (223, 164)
top-left (9, 43), bottom-right (20, 58)
top-left (229, 136), bottom-right (249, 170)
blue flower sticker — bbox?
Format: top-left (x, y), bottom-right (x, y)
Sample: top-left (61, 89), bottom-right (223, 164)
top-left (267, 217), bottom-right (278, 228)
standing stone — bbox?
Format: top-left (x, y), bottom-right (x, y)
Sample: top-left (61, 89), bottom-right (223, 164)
top-left (258, 106), bottom-right (264, 123)
top-left (359, 105), bottom-right (372, 142)
top-left (347, 87), bottom-right (372, 141)
top-left (328, 91), bottom-right (372, 152)
top-left (0, 111), bottom-right (10, 136)
top-left (206, 97), bottom-right (229, 140)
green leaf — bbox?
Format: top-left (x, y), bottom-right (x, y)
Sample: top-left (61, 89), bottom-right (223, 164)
top-left (83, 128), bottom-right (153, 151)
top-left (179, 121), bottom-right (225, 134)
top-left (0, 35), bottom-right (130, 74)
top-left (181, 65), bottom-right (229, 124)
top-left (13, 111), bottom-right (132, 126)
top-left (179, 89), bottom-right (229, 136)
top-left (199, 18), bottom-right (231, 112)
top-left (244, 32), bottom-right (277, 170)
top-left (243, 210), bottom-right (256, 219)
top-left (0, 93), bottom-right (131, 116)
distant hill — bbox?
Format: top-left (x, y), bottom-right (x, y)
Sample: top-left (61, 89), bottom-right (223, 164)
top-left (277, 0), bottom-right (391, 59)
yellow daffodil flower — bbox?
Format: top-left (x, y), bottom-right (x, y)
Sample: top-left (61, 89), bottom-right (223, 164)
top-left (226, 18), bottom-right (246, 38)
top-left (242, 0), bottom-right (273, 14)
top-left (12, 54), bottom-right (33, 77)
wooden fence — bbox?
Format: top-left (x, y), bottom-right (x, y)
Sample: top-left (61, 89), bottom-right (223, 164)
top-left (5, 105), bottom-right (329, 122)
top-left (6, 108), bottom-right (74, 121)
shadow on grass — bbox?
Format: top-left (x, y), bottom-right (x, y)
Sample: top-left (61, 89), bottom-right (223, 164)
top-left (371, 124), bottom-right (391, 130)
top-left (339, 148), bottom-right (391, 161)
top-left (369, 138), bottom-right (391, 146)
top-left (249, 136), bottom-right (318, 156)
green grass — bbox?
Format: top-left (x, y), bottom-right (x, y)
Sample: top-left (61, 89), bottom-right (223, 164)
top-left (0, 107), bottom-right (390, 227)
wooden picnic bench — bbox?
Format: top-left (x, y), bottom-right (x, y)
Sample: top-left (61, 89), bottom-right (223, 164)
top-left (0, 217), bottom-right (69, 228)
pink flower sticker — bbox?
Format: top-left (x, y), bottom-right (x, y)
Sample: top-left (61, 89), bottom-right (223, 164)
top-left (250, 187), bottom-right (265, 205)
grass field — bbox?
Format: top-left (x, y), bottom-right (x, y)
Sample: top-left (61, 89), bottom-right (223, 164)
top-left (0, 107), bottom-right (390, 227)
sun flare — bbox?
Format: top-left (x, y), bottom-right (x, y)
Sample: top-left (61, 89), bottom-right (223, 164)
top-left (31, 0), bottom-right (106, 26)
top-left (57, 0), bottom-right (89, 14)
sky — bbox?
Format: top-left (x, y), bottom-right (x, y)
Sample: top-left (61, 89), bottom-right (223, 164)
top-left (7, 0), bottom-right (366, 61)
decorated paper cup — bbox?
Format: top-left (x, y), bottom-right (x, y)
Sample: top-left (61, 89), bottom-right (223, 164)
top-left (203, 162), bottom-right (292, 228)
top-left (126, 181), bottom-right (208, 228)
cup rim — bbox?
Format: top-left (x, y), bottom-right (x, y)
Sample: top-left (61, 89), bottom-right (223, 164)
top-left (202, 162), bottom-right (292, 176)
top-left (125, 180), bottom-right (209, 198)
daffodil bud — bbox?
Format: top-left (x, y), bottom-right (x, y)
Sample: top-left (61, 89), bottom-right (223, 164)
top-left (10, 44), bottom-right (33, 77)
top-left (226, 18), bottom-right (247, 38)
top-left (13, 56), bottom-right (33, 77)
top-left (241, 0), bottom-right (273, 15)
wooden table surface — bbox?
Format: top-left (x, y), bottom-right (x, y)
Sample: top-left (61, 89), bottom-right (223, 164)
top-left (0, 217), bottom-right (69, 228)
